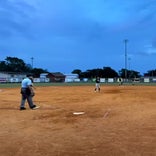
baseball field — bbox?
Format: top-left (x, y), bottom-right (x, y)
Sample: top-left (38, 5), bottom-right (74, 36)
top-left (0, 83), bottom-right (156, 156)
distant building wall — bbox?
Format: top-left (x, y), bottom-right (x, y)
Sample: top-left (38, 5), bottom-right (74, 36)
top-left (65, 74), bottom-right (79, 82)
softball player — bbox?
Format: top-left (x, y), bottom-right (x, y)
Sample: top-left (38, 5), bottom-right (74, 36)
top-left (95, 76), bottom-right (100, 92)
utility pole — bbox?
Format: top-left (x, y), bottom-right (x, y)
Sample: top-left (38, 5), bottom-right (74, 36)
top-left (128, 57), bottom-right (131, 70)
top-left (124, 39), bottom-right (128, 81)
top-left (31, 57), bottom-right (34, 68)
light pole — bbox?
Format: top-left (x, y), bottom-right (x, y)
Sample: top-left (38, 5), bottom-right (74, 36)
top-left (128, 57), bottom-right (131, 79)
top-left (128, 57), bottom-right (131, 70)
top-left (31, 57), bottom-right (34, 68)
top-left (124, 39), bottom-right (128, 80)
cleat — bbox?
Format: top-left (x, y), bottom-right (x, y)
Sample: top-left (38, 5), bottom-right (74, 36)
top-left (20, 107), bottom-right (26, 110)
top-left (31, 105), bottom-right (40, 110)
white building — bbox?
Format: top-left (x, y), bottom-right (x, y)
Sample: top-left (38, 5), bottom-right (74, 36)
top-left (64, 74), bottom-right (80, 82)
top-left (0, 72), bottom-right (26, 83)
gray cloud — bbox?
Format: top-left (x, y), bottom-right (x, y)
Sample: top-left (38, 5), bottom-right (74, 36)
top-left (135, 0), bottom-right (156, 23)
top-left (0, 0), bottom-right (36, 39)
top-left (137, 48), bottom-right (156, 56)
top-left (1, 0), bottom-right (156, 73)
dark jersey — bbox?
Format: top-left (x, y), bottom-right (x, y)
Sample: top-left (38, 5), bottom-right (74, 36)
top-left (96, 77), bottom-right (100, 83)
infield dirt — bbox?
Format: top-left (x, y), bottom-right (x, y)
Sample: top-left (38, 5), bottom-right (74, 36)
top-left (0, 85), bottom-right (156, 156)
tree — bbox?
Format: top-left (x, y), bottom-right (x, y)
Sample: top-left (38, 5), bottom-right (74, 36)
top-left (144, 69), bottom-right (156, 77)
top-left (0, 61), bottom-right (7, 71)
top-left (0, 56), bottom-right (31, 72)
top-left (73, 67), bottom-right (119, 79)
top-left (31, 68), bottom-right (48, 77)
top-left (102, 67), bottom-right (118, 78)
top-left (0, 57), bottom-right (48, 75)
top-left (119, 68), bottom-right (141, 78)
top-left (72, 69), bottom-right (82, 75)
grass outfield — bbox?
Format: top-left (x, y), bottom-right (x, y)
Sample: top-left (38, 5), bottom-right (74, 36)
top-left (0, 82), bottom-right (156, 88)
top-left (0, 82), bottom-right (95, 88)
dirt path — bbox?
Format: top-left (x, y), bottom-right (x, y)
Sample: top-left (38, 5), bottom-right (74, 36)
top-left (0, 85), bottom-right (156, 156)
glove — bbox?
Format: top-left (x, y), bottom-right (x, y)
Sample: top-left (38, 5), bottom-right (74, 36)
top-left (31, 91), bottom-right (35, 97)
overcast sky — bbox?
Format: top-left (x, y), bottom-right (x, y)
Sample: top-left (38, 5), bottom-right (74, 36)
top-left (0, 0), bottom-right (156, 74)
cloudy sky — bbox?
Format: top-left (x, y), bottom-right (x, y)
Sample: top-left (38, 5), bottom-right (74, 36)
top-left (0, 0), bottom-right (156, 74)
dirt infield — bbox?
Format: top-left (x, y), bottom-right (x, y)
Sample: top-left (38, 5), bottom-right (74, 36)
top-left (0, 85), bottom-right (156, 156)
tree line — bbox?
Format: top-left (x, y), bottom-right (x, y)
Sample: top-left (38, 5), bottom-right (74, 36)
top-left (0, 57), bottom-right (48, 77)
top-left (0, 56), bottom-right (155, 78)
top-left (72, 68), bottom-right (141, 79)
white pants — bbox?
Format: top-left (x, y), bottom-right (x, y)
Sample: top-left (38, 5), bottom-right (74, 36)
top-left (95, 83), bottom-right (100, 91)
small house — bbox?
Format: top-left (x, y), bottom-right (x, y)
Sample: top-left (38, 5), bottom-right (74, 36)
top-left (40, 72), bottom-right (65, 82)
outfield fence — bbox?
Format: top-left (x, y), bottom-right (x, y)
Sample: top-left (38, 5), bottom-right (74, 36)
top-left (0, 76), bottom-right (156, 84)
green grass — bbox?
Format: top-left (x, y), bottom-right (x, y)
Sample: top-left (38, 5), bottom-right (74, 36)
top-left (0, 82), bottom-right (101, 88)
top-left (0, 83), bottom-right (21, 88)
top-left (1, 82), bottom-right (156, 88)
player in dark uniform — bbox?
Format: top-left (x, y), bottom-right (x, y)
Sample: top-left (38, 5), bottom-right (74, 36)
top-left (95, 76), bottom-right (100, 92)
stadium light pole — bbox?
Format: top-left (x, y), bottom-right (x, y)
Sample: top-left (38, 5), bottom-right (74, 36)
top-left (128, 57), bottom-right (131, 70)
top-left (124, 39), bottom-right (128, 81)
top-left (31, 57), bottom-right (34, 69)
